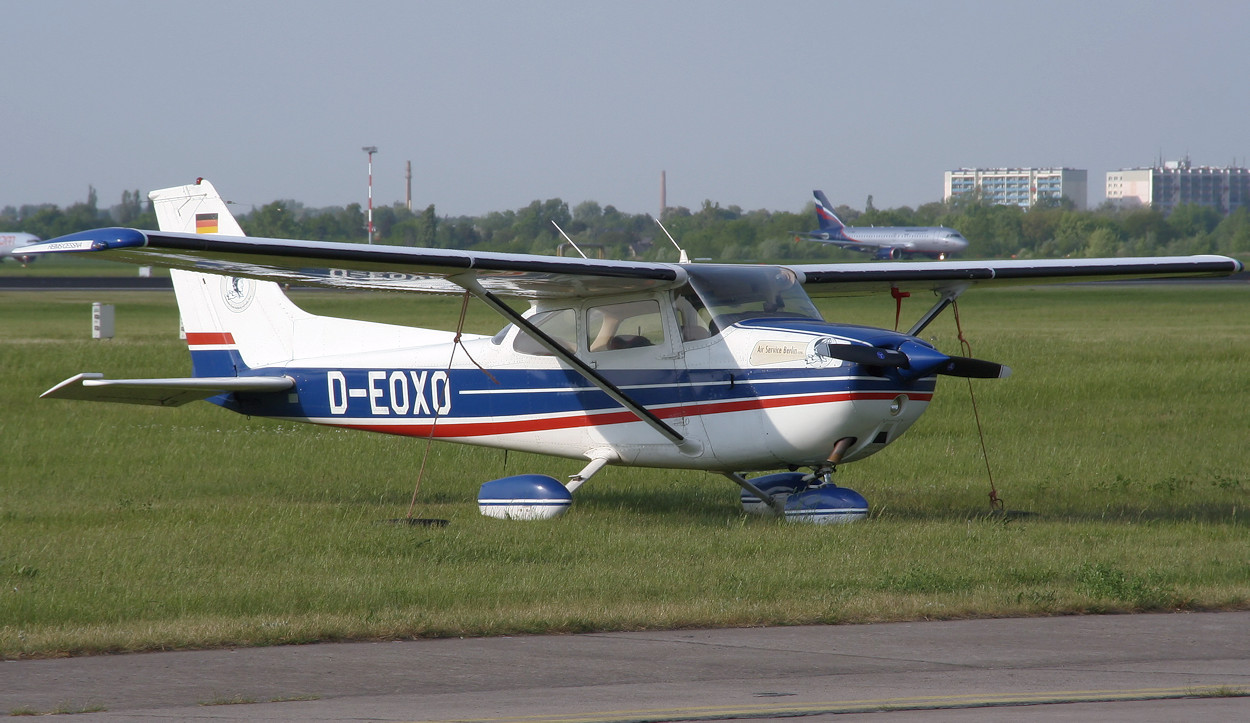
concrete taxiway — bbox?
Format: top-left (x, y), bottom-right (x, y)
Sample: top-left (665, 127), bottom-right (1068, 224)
top-left (3, 612), bottom-right (1248, 721)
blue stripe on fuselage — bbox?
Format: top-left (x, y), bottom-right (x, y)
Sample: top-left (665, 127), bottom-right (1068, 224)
top-left (206, 363), bottom-right (935, 423)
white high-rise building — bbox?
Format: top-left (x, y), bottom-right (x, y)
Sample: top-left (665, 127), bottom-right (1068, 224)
top-left (1106, 159), bottom-right (1250, 216)
top-left (944, 168), bottom-right (1088, 210)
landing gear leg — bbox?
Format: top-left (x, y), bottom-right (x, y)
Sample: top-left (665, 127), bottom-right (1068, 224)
top-left (803, 466), bottom-right (835, 488)
top-left (567, 457), bottom-right (609, 493)
top-left (724, 471), bottom-right (786, 515)
top-left (803, 437), bottom-right (854, 486)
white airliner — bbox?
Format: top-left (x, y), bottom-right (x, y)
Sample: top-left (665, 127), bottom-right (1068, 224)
top-left (1, 232), bottom-right (40, 265)
top-left (797, 190), bottom-right (968, 260)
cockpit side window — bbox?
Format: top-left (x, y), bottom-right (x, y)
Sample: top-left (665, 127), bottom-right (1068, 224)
top-left (587, 299), bottom-right (665, 352)
top-left (672, 287), bottom-right (713, 342)
top-left (513, 308), bottom-right (577, 356)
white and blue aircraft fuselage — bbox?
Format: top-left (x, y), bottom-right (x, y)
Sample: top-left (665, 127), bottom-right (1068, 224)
top-left (174, 268), bottom-right (938, 473)
top-left (19, 181), bottom-right (1242, 523)
top-left (798, 190), bottom-right (968, 260)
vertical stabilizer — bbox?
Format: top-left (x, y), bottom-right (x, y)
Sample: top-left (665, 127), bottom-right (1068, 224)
top-left (813, 190), bottom-right (847, 234)
top-left (150, 180), bottom-right (311, 375)
top-left (150, 179), bottom-right (247, 236)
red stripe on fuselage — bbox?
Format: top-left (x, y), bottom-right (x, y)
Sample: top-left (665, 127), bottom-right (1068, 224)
top-left (337, 390), bottom-right (932, 439)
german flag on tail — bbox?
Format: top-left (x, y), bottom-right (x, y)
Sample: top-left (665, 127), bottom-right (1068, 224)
top-left (195, 213), bottom-right (219, 234)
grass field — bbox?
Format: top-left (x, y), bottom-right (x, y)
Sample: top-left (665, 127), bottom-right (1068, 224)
top-left (1, 284), bottom-right (1247, 659)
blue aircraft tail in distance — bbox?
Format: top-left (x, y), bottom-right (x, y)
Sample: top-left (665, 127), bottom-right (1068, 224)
top-left (812, 190), bottom-right (848, 238)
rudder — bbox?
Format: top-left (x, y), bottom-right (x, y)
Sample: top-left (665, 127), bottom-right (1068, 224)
top-left (813, 190), bottom-right (846, 233)
top-left (151, 180), bottom-right (310, 375)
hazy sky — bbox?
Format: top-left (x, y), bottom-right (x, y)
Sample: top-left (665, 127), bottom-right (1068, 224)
top-left (5, 1), bottom-right (1248, 218)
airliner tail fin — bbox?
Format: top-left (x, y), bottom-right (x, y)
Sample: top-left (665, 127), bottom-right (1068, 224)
top-left (813, 190), bottom-right (846, 233)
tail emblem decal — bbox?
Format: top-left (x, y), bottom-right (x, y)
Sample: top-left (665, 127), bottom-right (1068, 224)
top-left (221, 277), bottom-right (256, 312)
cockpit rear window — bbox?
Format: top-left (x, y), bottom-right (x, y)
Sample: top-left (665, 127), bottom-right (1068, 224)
top-left (512, 308), bottom-right (576, 356)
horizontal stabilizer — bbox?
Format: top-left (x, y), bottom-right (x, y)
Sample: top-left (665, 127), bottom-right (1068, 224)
top-left (41, 373), bottom-right (294, 407)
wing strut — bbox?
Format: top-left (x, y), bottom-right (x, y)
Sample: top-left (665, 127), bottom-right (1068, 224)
top-left (906, 284), bottom-right (969, 336)
top-left (452, 275), bottom-right (698, 454)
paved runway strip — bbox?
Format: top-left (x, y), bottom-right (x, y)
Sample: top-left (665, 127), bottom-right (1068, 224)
top-left (3, 612), bottom-right (1247, 721)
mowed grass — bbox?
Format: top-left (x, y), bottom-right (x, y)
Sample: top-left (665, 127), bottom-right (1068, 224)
top-left (1, 284), bottom-right (1248, 659)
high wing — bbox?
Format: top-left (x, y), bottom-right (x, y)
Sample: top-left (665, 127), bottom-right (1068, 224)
top-left (21, 228), bottom-right (685, 299)
top-left (791, 256), bottom-right (1242, 297)
top-left (21, 228), bottom-right (1241, 300)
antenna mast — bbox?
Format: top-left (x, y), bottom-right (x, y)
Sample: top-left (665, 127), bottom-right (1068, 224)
top-left (653, 217), bottom-right (689, 264)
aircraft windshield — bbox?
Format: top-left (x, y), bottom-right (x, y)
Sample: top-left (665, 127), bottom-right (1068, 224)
top-left (683, 265), bottom-right (822, 328)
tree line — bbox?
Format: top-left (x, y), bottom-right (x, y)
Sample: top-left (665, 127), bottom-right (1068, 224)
top-left (4, 187), bottom-right (1248, 263)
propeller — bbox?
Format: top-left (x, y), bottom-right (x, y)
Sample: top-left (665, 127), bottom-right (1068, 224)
top-left (933, 355), bottom-right (1013, 379)
top-left (815, 339), bottom-right (1011, 380)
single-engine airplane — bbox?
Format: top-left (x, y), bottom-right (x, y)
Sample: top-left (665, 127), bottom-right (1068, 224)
top-left (19, 180), bottom-right (1243, 522)
top-left (797, 190), bottom-right (968, 260)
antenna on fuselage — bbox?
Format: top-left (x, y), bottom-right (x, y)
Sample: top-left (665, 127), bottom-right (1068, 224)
top-left (653, 216), bottom-right (690, 264)
top-left (551, 221), bottom-right (589, 259)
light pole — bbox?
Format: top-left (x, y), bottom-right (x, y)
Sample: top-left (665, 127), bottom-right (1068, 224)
top-left (362, 146), bottom-right (377, 243)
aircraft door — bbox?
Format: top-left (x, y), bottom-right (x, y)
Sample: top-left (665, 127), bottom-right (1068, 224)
top-left (582, 297), bottom-right (707, 461)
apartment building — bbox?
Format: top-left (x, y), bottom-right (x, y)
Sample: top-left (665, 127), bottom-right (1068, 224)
top-left (1106, 159), bottom-right (1250, 216)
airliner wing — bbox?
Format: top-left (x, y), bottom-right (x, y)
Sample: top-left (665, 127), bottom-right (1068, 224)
top-left (790, 256), bottom-right (1243, 297)
top-left (795, 234), bottom-right (867, 250)
top-left (42, 372), bottom-right (294, 406)
top-left (21, 228), bottom-right (684, 299)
